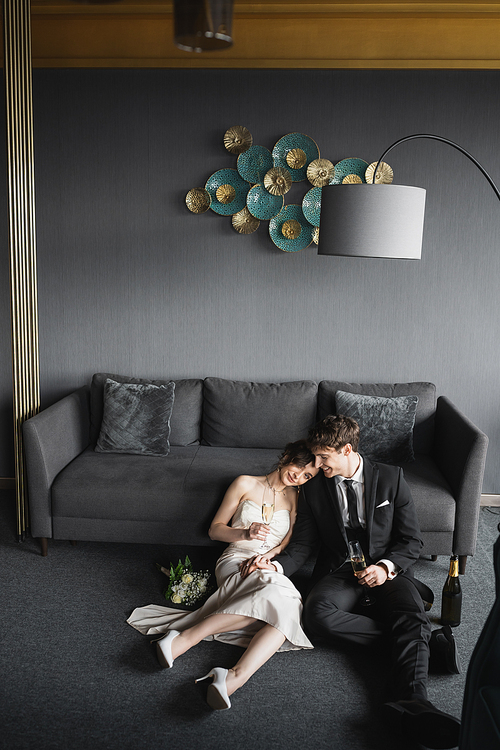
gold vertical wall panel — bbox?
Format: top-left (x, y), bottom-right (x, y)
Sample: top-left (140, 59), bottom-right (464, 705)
top-left (3, 0), bottom-right (40, 539)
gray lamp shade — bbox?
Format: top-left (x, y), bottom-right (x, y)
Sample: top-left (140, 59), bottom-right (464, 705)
top-left (318, 184), bottom-right (426, 260)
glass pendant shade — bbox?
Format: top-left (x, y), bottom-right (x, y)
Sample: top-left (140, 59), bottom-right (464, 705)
top-left (174, 0), bottom-right (234, 52)
top-left (318, 184), bottom-right (426, 260)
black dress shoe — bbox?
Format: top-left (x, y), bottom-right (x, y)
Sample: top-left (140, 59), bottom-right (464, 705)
top-left (384, 698), bottom-right (461, 749)
top-left (430, 626), bottom-right (462, 674)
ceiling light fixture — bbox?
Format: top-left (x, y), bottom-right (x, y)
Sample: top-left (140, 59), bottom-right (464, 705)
top-left (174, 0), bottom-right (234, 53)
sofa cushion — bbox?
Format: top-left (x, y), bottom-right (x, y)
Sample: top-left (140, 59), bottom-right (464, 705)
top-left (51, 445), bottom-right (279, 545)
top-left (202, 377), bottom-right (318, 449)
top-left (335, 390), bottom-right (418, 465)
top-left (95, 378), bottom-right (175, 456)
top-left (402, 455), bottom-right (455, 533)
top-left (318, 381), bottom-right (436, 455)
top-left (90, 373), bottom-right (203, 446)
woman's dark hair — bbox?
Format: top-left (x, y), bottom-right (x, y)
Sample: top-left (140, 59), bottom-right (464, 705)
top-left (276, 440), bottom-right (316, 470)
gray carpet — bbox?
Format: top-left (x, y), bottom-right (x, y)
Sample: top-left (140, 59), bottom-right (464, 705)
top-left (1, 490), bottom-right (499, 750)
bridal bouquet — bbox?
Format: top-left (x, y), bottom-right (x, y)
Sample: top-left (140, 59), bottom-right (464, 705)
top-left (157, 556), bottom-right (211, 606)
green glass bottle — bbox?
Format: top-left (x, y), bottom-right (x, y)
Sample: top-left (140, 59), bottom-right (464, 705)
top-left (441, 555), bottom-right (462, 627)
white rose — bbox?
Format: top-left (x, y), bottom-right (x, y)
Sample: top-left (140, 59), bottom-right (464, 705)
top-left (182, 573), bottom-right (193, 584)
top-left (171, 593), bottom-right (182, 604)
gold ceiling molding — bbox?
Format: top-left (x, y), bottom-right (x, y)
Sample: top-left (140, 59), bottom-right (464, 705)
top-left (6, 1), bottom-right (500, 68)
top-left (28, 1), bottom-right (500, 15)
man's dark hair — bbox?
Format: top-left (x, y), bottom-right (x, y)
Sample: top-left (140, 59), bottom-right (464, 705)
top-left (307, 415), bottom-right (360, 453)
top-left (277, 440), bottom-right (316, 470)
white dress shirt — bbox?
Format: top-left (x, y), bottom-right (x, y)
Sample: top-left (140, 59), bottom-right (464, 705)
top-left (337, 455), bottom-right (398, 579)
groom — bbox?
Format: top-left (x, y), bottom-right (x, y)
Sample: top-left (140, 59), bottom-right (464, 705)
top-left (258, 415), bottom-right (461, 749)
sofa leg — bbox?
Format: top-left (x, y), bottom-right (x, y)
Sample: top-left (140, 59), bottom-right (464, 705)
top-left (40, 537), bottom-right (48, 556)
top-left (459, 555), bottom-right (467, 575)
top-left (431, 555), bottom-right (438, 561)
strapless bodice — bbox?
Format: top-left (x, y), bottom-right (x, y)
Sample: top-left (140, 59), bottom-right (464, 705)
top-left (228, 499), bottom-right (290, 553)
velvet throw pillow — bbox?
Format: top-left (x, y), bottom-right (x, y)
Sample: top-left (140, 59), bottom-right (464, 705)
top-left (95, 378), bottom-right (175, 456)
top-left (335, 389), bottom-right (418, 465)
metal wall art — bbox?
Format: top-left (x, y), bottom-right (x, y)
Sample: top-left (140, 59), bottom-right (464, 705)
top-left (185, 127), bottom-right (393, 252)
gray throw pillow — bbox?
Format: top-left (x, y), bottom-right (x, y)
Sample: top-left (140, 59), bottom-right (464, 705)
top-left (95, 378), bottom-right (175, 456)
top-left (202, 377), bottom-right (318, 449)
top-left (335, 389), bottom-right (418, 465)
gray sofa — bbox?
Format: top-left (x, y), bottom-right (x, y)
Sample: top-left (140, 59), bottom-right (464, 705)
top-left (23, 374), bottom-right (489, 573)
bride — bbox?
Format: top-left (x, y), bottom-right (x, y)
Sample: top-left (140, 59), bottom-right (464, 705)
top-left (127, 440), bottom-right (318, 711)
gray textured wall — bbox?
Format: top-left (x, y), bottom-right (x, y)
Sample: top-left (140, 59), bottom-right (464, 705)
top-left (1, 69), bottom-right (499, 490)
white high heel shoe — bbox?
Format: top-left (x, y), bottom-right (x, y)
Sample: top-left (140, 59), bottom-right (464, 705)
top-left (195, 668), bottom-right (231, 710)
top-left (155, 629), bottom-right (180, 669)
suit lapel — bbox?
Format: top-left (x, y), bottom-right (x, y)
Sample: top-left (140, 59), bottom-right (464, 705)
top-left (363, 458), bottom-right (378, 544)
top-left (321, 471), bottom-right (348, 548)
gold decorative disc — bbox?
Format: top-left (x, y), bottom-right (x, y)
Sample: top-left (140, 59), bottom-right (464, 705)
top-left (232, 207), bottom-right (260, 234)
top-left (281, 219), bottom-right (302, 239)
top-left (312, 227), bottom-right (319, 245)
top-left (307, 158), bottom-right (335, 187)
top-left (365, 161), bottom-right (394, 184)
top-left (286, 148), bottom-right (307, 170)
top-left (263, 167), bottom-right (292, 196)
top-left (223, 125), bottom-right (253, 155)
top-left (185, 187), bottom-right (211, 214)
top-left (342, 174), bottom-right (363, 184)
top-left (216, 184), bottom-right (236, 204)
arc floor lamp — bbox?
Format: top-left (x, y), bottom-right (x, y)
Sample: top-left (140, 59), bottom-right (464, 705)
top-left (318, 134), bottom-right (500, 260)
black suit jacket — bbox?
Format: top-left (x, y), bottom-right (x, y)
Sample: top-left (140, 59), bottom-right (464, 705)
top-left (276, 457), bottom-right (423, 583)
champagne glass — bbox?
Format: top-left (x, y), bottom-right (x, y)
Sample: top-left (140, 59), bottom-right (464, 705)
top-left (260, 487), bottom-right (274, 551)
top-left (348, 540), bottom-right (374, 606)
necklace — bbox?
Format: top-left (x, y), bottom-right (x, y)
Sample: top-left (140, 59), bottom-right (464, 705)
top-left (265, 473), bottom-right (287, 497)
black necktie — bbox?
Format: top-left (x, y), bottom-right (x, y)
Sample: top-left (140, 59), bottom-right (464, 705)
top-left (344, 479), bottom-right (361, 530)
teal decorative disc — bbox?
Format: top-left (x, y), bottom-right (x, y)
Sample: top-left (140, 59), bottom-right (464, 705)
top-left (302, 186), bottom-right (322, 227)
top-left (330, 158), bottom-right (369, 185)
top-left (206, 169), bottom-right (250, 215)
top-left (272, 133), bottom-right (320, 182)
top-left (246, 185), bottom-right (284, 220)
top-left (269, 204), bottom-right (314, 252)
top-left (237, 145), bottom-right (273, 184)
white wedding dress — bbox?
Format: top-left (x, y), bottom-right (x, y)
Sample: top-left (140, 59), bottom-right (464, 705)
top-left (127, 499), bottom-right (313, 652)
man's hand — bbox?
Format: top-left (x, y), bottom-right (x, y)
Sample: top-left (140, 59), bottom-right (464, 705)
top-left (239, 554), bottom-right (277, 578)
top-left (356, 563), bottom-right (388, 587)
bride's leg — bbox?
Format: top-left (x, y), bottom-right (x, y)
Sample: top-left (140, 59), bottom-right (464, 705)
top-left (171, 612), bottom-right (257, 660)
top-left (225, 624), bottom-right (286, 697)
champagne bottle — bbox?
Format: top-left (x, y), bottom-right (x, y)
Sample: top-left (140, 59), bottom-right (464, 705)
top-left (441, 555), bottom-right (462, 627)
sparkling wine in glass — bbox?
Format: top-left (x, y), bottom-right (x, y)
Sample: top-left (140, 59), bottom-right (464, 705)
top-left (261, 489), bottom-right (274, 551)
top-left (348, 540), bottom-right (374, 606)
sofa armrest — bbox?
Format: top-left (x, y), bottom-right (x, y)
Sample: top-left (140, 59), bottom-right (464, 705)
top-left (23, 387), bottom-right (91, 538)
top-left (434, 395), bottom-right (489, 556)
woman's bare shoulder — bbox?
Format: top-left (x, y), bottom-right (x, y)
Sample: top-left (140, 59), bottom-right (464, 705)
top-left (230, 474), bottom-right (265, 491)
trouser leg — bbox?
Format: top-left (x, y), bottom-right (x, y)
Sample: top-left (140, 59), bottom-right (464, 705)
top-left (303, 565), bottom-right (385, 646)
top-left (373, 575), bottom-right (431, 701)
top-left (303, 566), bottom-right (431, 701)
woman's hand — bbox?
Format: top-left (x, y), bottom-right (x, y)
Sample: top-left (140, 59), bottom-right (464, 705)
top-left (239, 553), bottom-right (276, 578)
top-left (245, 522), bottom-right (270, 542)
